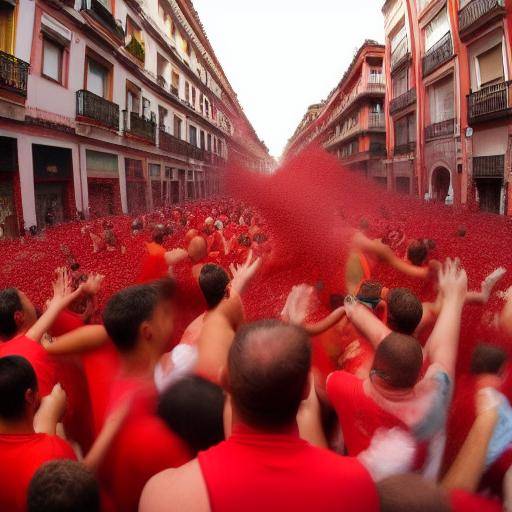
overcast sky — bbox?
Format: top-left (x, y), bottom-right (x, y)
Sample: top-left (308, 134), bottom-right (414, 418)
top-left (193, 0), bottom-right (385, 158)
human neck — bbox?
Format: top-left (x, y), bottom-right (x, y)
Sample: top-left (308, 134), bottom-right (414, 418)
top-left (0, 416), bottom-right (35, 435)
top-left (121, 348), bottom-right (157, 378)
top-left (369, 379), bottom-right (413, 400)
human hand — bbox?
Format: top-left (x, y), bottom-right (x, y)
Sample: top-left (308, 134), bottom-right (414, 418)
top-left (281, 284), bottom-right (314, 325)
top-left (47, 268), bottom-right (81, 310)
top-left (34, 383), bottom-right (67, 433)
top-left (229, 250), bottom-right (262, 294)
top-left (81, 273), bottom-right (104, 296)
top-left (438, 258), bottom-right (468, 301)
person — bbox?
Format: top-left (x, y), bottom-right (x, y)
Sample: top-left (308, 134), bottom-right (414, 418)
top-left (27, 460), bottom-right (100, 512)
top-left (0, 269), bottom-right (103, 396)
top-left (140, 320), bottom-right (379, 512)
top-left (0, 355), bottom-right (76, 512)
top-left (99, 279), bottom-right (192, 512)
top-left (328, 258), bottom-right (468, 480)
top-left (195, 252), bottom-right (262, 384)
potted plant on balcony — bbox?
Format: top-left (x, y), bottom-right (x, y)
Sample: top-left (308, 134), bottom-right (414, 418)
top-left (126, 35), bottom-right (145, 63)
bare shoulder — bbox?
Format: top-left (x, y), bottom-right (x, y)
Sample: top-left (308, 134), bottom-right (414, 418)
top-left (139, 459), bottom-right (210, 512)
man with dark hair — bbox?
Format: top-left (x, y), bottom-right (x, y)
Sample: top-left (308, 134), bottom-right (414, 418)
top-left (157, 375), bottom-right (225, 453)
top-left (27, 460), bottom-right (100, 512)
top-left (387, 288), bottom-right (423, 335)
top-left (0, 356), bottom-right (75, 511)
top-left (141, 320), bottom-right (379, 512)
top-left (471, 344), bottom-right (508, 376)
top-left (198, 264), bottom-right (230, 310)
top-left (100, 279), bottom-right (192, 512)
top-left (328, 259), bottom-right (468, 479)
top-left (406, 239), bottom-right (429, 267)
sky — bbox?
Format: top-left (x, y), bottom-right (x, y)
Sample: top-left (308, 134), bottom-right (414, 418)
top-left (193, 0), bottom-right (385, 159)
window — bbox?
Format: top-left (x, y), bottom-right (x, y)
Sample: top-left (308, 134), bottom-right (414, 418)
top-left (0, 2), bottom-right (15, 54)
top-left (158, 106), bottom-right (168, 130)
top-left (191, 87), bottom-right (196, 108)
top-left (126, 17), bottom-right (142, 44)
top-left (477, 44), bottom-right (504, 87)
top-left (392, 67), bottom-right (408, 98)
top-left (368, 68), bottom-right (383, 84)
top-left (189, 125), bottom-right (197, 146)
top-left (390, 24), bottom-right (408, 69)
top-left (204, 98), bottom-right (210, 118)
top-left (200, 130), bottom-right (205, 149)
top-left (126, 80), bottom-right (141, 114)
top-left (174, 116), bottom-right (182, 139)
top-left (391, 24), bottom-right (407, 54)
top-left (428, 75), bottom-right (454, 124)
top-left (149, 164), bottom-right (161, 178)
top-left (87, 58), bottom-right (109, 98)
top-left (171, 70), bottom-right (180, 90)
top-left (207, 133), bottom-right (212, 152)
top-left (395, 113), bottom-right (416, 146)
top-left (42, 37), bottom-right (63, 83)
top-left (185, 81), bottom-right (190, 102)
top-left (425, 8), bottom-right (449, 51)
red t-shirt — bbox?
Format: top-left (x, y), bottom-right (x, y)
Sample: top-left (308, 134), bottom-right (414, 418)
top-left (0, 433), bottom-right (76, 512)
top-left (0, 335), bottom-right (57, 396)
top-left (99, 376), bottom-right (193, 512)
top-left (198, 423), bottom-right (379, 512)
top-left (450, 489), bottom-right (503, 512)
top-left (49, 309), bottom-right (85, 337)
top-left (327, 371), bottom-right (409, 456)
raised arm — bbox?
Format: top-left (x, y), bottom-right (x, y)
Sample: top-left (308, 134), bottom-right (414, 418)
top-left (423, 259), bottom-right (467, 377)
top-left (26, 268), bottom-right (95, 343)
top-left (442, 388), bottom-right (499, 493)
top-left (344, 296), bottom-right (392, 348)
top-left (229, 250), bottom-right (262, 295)
top-left (43, 324), bottom-right (109, 355)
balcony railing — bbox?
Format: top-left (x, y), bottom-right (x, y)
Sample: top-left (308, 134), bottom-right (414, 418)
top-left (123, 111), bottom-right (156, 143)
top-left (0, 50), bottom-right (29, 97)
top-left (368, 112), bottom-right (385, 129)
top-left (389, 88), bottom-right (416, 115)
top-left (459, 0), bottom-right (506, 40)
top-left (157, 75), bottom-right (167, 89)
top-left (325, 124), bottom-right (360, 148)
top-left (422, 32), bottom-right (453, 77)
top-left (468, 81), bottom-right (512, 124)
top-left (159, 129), bottom-right (189, 157)
top-left (76, 90), bottom-right (119, 130)
top-left (395, 141), bottom-right (416, 155)
top-left (81, 0), bottom-right (124, 41)
top-left (391, 37), bottom-right (410, 71)
top-left (170, 85), bottom-right (179, 96)
top-left (473, 154), bottom-right (505, 178)
top-left (425, 118), bottom-right (455, 140)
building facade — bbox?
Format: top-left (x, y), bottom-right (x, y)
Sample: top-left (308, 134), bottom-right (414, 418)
top-left (383, 0), bottom-right (512, 214)
top-left (283, 41), bottom-right (386, 180)
top-left (0, 0), bottom-right (271, 237)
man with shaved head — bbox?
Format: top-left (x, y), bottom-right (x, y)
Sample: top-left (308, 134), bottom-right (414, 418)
top-left (141, 320), bottom-right (379, 512)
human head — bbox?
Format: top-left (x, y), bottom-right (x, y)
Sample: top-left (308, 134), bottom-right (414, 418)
top-left (227, 320), bottom-right (311, 430)
top-left (188, 236), bottom-right (207, 263)
top-left (158, 375), bottom-right (225, 453)
top-left (0, 355), bottom-right (39, 421)
top-left (152, 224), bottom-right (166, 245)
top-left (0, 288), bottom-right (37, 340)
top-left (377, 474), bottom-right (450, 512)
top-left (357, 281), bottom-right (383, 309)
top-left (238, 233), bottom-right (251, 247)
top-left (27, 460), bottom-right (100, 512)
top-left (199, 264), bottom-right (230, 309)
top-left (470, 343), bottom-right (507, 376)
top-left (372, 333), bottom-right (423, 389)
top-left (184, 228), bottom-right (199, 244)
top-left (103, 279), bottom-right (176, 356)
top-left (407, 240), bottom-right (429, 266)
top-left (387, 288), bottom-right (423, 335)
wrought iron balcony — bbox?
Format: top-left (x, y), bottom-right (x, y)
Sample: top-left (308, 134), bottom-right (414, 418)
top-left (123, 111), bottom-right (156, 143)
top-left (368, 113), bottom-right (385, 129)
top-left (76, 90), bottom-right (119, 130)
top-left (170, 85), bottom-right (179, 96)
top-left (422, 33), bottom-right (453, 77)
top-left (395, 141), bottom-right (416, 155)
top-left (473, 154), bottom-right (505, 178)
top-left (159, 129), bottom-right (189, 157)
top-left (459, 0), bottom-right (506, 41)
top-left (157, 75), bottom-right (167, 89)
top-left (0, 50), bottom-right (29, 97)
top-left (425, 118), bottom-right (455, 140)
top-left (370, 142), bottom-right (387, 156)
top-left (391, 37), bottom-right (410, 72)
top-left (81, 0), bottom-right (124, 41)
top-left (468, 81), bottom-right (512, 124)
top-left (389, 88), bottom-right (416, 115)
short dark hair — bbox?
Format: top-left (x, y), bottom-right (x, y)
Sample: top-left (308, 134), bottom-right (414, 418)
top-left (407, 240), bottom-right (428, 266)
top-left (28, 460), bottom-right (100, 512)
top-left (358, 280), bottom-right (382, 299)
top-left (373, 333), bottom-right (423, 389)
top-left (470, 343), bottom-right (507, 375)
top-left (158, 375), bottom-right (225, 453)
top-left (199, 264), bottom-right (230, 309)
top-left (103, 279), bottom-right (176, 353)
top-left (152, 224), bottom-right (166, 245)
top-left (0, 288), bottom-right (23, 340)
top-left (387, 288), bottom-right (423, 335)
top-left (0, 356), bottom-right (38, 420)
top-left (228, 320), bottom-right (311, 430)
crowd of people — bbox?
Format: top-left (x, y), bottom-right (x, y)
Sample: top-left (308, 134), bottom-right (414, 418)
top-left (1, 197), bottom-right (512, 511)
